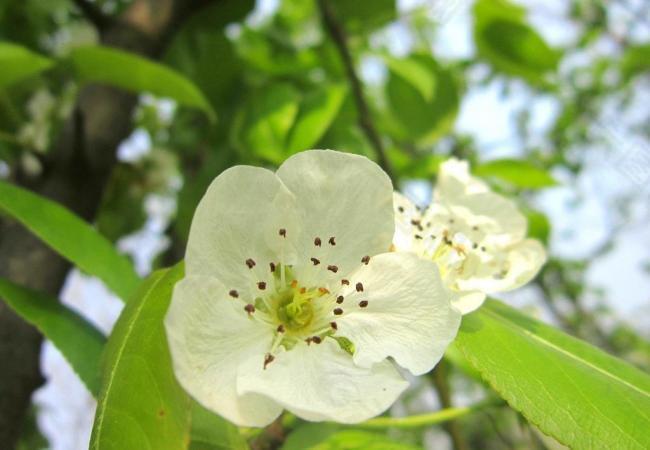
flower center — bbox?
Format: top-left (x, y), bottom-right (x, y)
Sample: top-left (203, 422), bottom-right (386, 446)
top-left (273, 284), bottom-right (318, 331)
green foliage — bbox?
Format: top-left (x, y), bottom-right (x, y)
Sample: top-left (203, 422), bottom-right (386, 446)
top-left (90, 265), bottom-right (189, 450)
top-left (0, 41), bottom-right (53, 88)
top-left (0, 278), bottom-right (105, 395)
top-left (329, 0), bottom-right (396, 34)
top-left (189, 400), bottom-right (249, 450)
top-left (302, 430), bottom-right (422, 450)
top-left (455, 299), bottom-right (650, 450)
top-left (382, 54), bottom-right (460, 146)
top-left (0, 181), bottom-right (140, 300)
top-left (523, 208), bottom-right (551, 245)
top-left (69, 46), bottom-right (216, 121)
top-left (621, 44), bottom-right (650, 82)
top-left (473, 0), bottom-right (560, 86)
top-left (474, 158), bottom-right (557, 188)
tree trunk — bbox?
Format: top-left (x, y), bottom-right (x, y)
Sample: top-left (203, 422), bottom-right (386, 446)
top-left (0, 1), bottom-right (216, 447)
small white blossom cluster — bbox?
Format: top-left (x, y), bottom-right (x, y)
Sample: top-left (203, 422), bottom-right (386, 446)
top-left (165, 150), bottom-right (544, 427)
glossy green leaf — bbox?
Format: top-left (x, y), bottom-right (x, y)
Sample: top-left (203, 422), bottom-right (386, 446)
top-left (524, 208), bottom-right (551, 244)
top-left (383, 54), bottom-right (459, 146)
top-left (474, 158), bottom-right (557, 188)
top-left (70, 46), bottom-right (216, 121)
top-left (474, 0), bottom-right (560, 86)
top-left (286, 84), bottom-right (346, 154)
top-left (189, 400), bottom-right (249, 450)
top-left (0, 41), bottom-right (53, 88)
top-left (307, 430), bottom-right (422, 450)
top-left (329, 0), bottom-right (396, 34)
top-left (0, 278), bottom-right (105, 395)
top-left (90, 265), bottom-right (189, 450)
top-left (282, 423), bottom-right (340, 450)
top-left (455, 299), bottom-right (650, 450)
top-left (0, 180), bottom-right (140, 300)
top-left (621, 44), bottom-right (650, 82)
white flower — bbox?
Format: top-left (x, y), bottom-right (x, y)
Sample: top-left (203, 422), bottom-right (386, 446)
top-left (165, 150), bottom-right (461, 427)
top-left (393, 158), bottom-right (546, 314)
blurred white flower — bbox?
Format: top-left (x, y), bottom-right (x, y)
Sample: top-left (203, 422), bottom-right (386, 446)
top-left (165, 150), bottom-right (460, 427)
top-left (393, 158), bottom-right (546, 314)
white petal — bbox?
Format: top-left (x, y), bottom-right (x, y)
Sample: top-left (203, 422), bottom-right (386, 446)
top-left (276, 150), bottom-right (394, 284)
top-left (456, 239), bottom-right (546, 293)
top-left (237, 339), bottom-right (408, 423)
top-left (453, 291), bottom-right (486, 315)
top-left (392, 191), bottom-right (421, 252)
top-left (444, 191), bottom-right (527, 245)
top-left (336, 252), bottom-right (461, 375)
top-left (165, 276), bottom-right (282, 427)
top-left (185, 165), bottom-right (299, 299)
top-left (436, 158), bottom-right (488, 200)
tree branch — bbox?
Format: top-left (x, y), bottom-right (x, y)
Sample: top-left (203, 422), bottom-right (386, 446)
top-left (316, 0), bottom-right (394, 179)
top-left (71, 0), bottom-right (111, 31)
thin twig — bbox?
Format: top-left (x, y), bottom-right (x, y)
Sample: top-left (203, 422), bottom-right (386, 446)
top-left (72, 0), bottom-right (111, 31)
top-left (431, 360), bottom-right (468, 450)
top-left (316, 0), bottom-right (394, 180)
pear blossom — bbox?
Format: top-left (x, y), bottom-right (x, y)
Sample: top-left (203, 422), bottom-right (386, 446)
top-left (165, 150), bottom-right (461, 427)
top-left (393, 158), bottom-right (546, 314)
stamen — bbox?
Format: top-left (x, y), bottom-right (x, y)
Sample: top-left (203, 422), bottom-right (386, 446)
top-left (291, 280), bottom-right (298, 288)
top-left (472, 225), bottom-right (479, 231)
top-left (472, 243), bottom-right (478, 249)
top-left (415, 234), bottom-right (423, 240)
top-left (245, 258), bottom-right (256, 269)
top-left (449, 219), bottom-right (455, 224)
top-left (336, 295), bottom-right (344, 304)
top-left (330, 321), bottom-right (338, 330)
top-left (333, 308), bottom-right (343, 315)
top-left (314, 237), bottom-right (322, 246)
top-left (328, 236), bottom-right (336, 245)
top-left (228, 290), bottom-right (239, 298)
top-left (398, 206), bottom-right (405, 213)
top-left (356, 282), bottom-right (364, 292)
top-left (277, 324), bottom-right (285, 333)
top-left (311, 336), bottom-right (322, 344)
top-left (327, 265), bottom-right (338, 273)
top-left (311, 257), bottom-right (320, 265)
top-left (411, 219), bottom-right (421, 226)
top-left (481, 246), bottom-right (486, 252)
top-left (305, 337), bottom-right (313, 345)
top-left (244, 304), bottom-right (255, 315)
top-left (269, 262), bottom-right (276, 272)
top-left (319, 287), bottom-right (330, 294)
top-left (359, 300), bottom-right (369, 308)
top-left (361, 255), bottom-right (370, 265)
top-left (279, 228), bottom-right (287, 237)
top-left (341, 279), bottom-right (350, 285)
top-left (300, 287), bottom-right (306, 294)
top-left (257, 282), bottom-right (266, 290)
top-left (264, 353), bottom-right (275, 370)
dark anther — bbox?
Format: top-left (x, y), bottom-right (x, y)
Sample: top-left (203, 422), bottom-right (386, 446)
top-left (328, 236), bottom-right (336, 245)
top-left (472, 225), bottom-right (479, 231)
top-left (411, 219), bottom-right (421, 226)
top-left (244, 304), bottom-right (255, 315)
top-left (311, 257), bottom-right (320, 265)
top-left (361, 255), bottom-right (370, 265)
top-left (415, 234), bottom-right (423, 240)
top-left (359, 300), bottom-right (369, 308)
top-left (330, 321), bottom-right (338, 330)
top-left (245, 258), bottom-right (256, 269)
top-left (305, 337), bottom-right (313, 345)
top-left (398, 206), bottom-right (405, 213)
top-left (333, 308), bottom-right (343, 315)
top-left (481, 246), bottom-right (486, 252)
top-left (336, 295), bottom-right (344, 304)
top-left (264, 353), bottom-right (275, 370)
top-left (449, 219), bottom-right (455, 224)
top-left (257, 281), bottom-right (266, 290)
top-left (431, 234), bottom-right (437, 239)
top-left (279, 228), bottom-right (287, 237)
top-left (229, 290), bottom-right (239, 298)
top-left (269, 262), bottom-right (276, 272)
top-left (327, 265), bottom-right (338, 273)
top-left (341, 279), bottom-right (350, 285)
top-left (277, 324), bottom-right (285, 333)
top-left (472, 243), bottom-right (478, 249)
top-left (314, 237), bottom-right (322, 246)
top-left (312, 336), bottom-right (322, 344)
top-left (356, 282), bottom-right (364, 292)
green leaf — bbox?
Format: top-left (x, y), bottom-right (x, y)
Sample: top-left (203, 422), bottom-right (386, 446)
top-left (69, 46), bottom-right (216, 121)
top-left (382, 54), bottom-right (459, 146)
top-left (474, 158), bottom-right (557, 188)
top-left (0, 41), bottom-right (53, 88)
top-left (286, 84), bottom-right (347, 154)
top-left (455, 299), bottom-right (650, 450)
top-left (473, 0), bottom-right (560, 86)
top-left (90, 264), bottom-right (189, 450)
top-left (523, 208), bottom-right (551, 244)
top-left (621, 44), bottom-right (650, 82)
top-left (0, 180), bottom-right (140, 300)
top-left (306, 430), bottom-right (422, 450)
top-left (329, 0), bottom-right (396, 34)
top-left (189, 400), bottom-right (249, 450)
top-left (0, 278), bottom-right (106, 395)
top-left (282, 423), bottom-right (340, 450)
